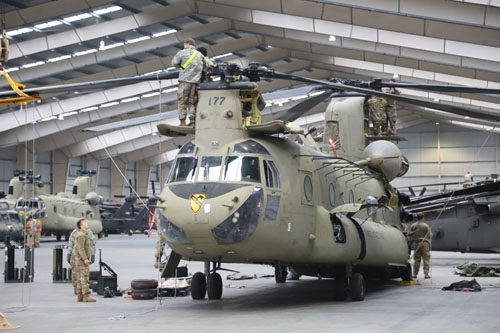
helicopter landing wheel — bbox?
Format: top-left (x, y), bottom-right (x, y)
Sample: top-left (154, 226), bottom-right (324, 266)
top-left (349, 273), bottom-right (365, 301)
top-left (207, 272), bottom-right (223, 299)
top-left (191, 272), bottom-right (207, 300)
top-left (401, 263), bottom-right (412, 282)
top-left (274, 264), bottom-right (287, 283)
top-left (333, 276), bottom-right (348, 301)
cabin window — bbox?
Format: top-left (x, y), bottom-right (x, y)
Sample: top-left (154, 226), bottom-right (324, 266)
top-left (304, 175), bottom-right (313, 201)
top-left (264, 195), bottom-right (280, 220)
top-left (224, 156), bottom-right (260, 183)
top-left (168, 157), bottom-right (198, 183)
top-left (329, 183), bottom-right (336, 207)
top-left (8, 186), bottom-right (13, 195)
top-left (73, 186), bottom-right (78, 195)
top-left (263, 160), bottom-right (280, 188)
top-left (348, 189), bottom-right (354, 203)
top-left (53, 206), bottom-right (57, 213)
top-left (197, 156), bottom-right (223, 181)
top-left (178, 142), bottom-right (197, 155)
top-left (233, 140), bottom-right (270, 155)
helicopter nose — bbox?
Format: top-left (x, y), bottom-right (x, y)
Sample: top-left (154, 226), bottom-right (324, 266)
top-left (211, 187), bottom-right (263, 245)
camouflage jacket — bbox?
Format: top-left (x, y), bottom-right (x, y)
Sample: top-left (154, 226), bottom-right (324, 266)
top-left (67, 228), bottom-right (96, 263)
top-left (73, 230), bottom-right (91, 263)
top-left (171, 46), bottom-right (204, 83)
top-left (408, 222), bottom-right (431, 241)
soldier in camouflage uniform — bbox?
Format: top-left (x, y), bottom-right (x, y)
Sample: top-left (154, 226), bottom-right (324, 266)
top-left (382, 81), bottom-right (400, 135)
top-left (67, 226), bottom-right (96, 294)
top-left (154, 214), bottom-right (168, 268)
top-left (72, 219), bottom-right (96, 302)
top-left (408, 213), bottom-right (433, 279)
top-left (172, 38), bottom-right (204, 127)
top-left (366, 96), bottom-right (388, 136)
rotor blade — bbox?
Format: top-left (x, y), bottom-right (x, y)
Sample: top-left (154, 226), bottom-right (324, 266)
top-left (82, 110), bottom-right (177, 132)
top-left (408, 181), bottom-right (500, 205)
top-left (267, 71), bottom-right (500, 122)
top-left (0, 71), bottom-right (180, 98)
top-left (278, 90), bottom-right (331, 122)
top-left (381, 82), bottom-right (500, 94)
top-left (261, 85), bottom-right (323, 102)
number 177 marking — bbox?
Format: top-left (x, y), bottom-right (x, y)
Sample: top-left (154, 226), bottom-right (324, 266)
top-left (209, 96), bottom-right (226, 105)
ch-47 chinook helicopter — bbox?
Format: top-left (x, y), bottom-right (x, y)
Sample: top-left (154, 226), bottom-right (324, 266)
top-left (151, 63), bottom-right (500, 302)
top-left (13, 170), bottom-right (103, 240)
top-left (2, 62), bottom-right (500, 301)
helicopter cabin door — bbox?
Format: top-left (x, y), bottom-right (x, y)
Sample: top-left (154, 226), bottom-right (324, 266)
top-left (262, 159), bottom-right (281, 223)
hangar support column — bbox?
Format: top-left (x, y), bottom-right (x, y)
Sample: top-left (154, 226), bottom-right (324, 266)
top-left (111, 159), bottom-right (127, 197)
top-left (136, 160), bottom-right (149, 197)
top-left (52, 150), bottom-right (69, 194)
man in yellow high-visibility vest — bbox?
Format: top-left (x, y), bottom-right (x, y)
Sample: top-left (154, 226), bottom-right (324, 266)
top-left (172, 38), bottom-right (204, 127)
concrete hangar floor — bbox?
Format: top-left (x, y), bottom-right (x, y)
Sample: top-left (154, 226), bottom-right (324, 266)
top-left (1, 235), bottom-right (499, 332)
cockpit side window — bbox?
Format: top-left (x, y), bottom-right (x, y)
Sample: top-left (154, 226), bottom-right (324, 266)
top-left (168, 157), bottom-right (198, 183)
top-left (263, 160), bottom-right (280, 188)
top-left (10, 213), bottom-right (21, 222)
top-left (178, 142), bottom-right (197, 155)
top-left (224, 156), bottom-right (261, 183)
top-left (197, 156), bottom-right (223, 181)
top-left (233, 140), bottom-right (270, 155)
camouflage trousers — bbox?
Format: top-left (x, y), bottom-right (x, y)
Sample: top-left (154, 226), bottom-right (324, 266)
top-left (367, 97), bottom-right (388, 134)
top-left (34, 231), bottom-right (41, 248)
top-left (413, 241), bottom-right (431, 276)
top-left (177, 82), bottom-right (198, 120)
top-left (74, 260), bottom-right (90, 294)
top-left (386, 101), bottom-right (397, 132)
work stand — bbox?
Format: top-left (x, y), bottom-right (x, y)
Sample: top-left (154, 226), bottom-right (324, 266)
top-left (52, 245), bottom-right (72, 283)
top-left (4, 245), bottom-right (34, 283)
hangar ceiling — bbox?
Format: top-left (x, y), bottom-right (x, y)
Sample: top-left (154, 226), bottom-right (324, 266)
top-left (1, 0), bottom-right (500, 167)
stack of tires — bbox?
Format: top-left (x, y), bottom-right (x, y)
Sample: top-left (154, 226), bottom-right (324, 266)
top-left (131, 279), bottom-right (158, 300)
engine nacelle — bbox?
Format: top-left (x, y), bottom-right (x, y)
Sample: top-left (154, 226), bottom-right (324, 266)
top-left (360, 141), bottom-right (409, 182)
top-left (85, 192), bottom-right (102, 206)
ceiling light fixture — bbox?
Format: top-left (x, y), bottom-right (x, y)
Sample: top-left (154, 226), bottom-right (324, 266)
top-left (328, 35), bottom-right (336, 42)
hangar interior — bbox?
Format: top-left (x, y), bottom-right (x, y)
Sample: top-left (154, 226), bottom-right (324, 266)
top-left (0, 0), bottom-right (500, 199)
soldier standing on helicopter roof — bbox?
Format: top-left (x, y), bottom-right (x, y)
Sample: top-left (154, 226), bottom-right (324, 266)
top-left (172, 38), bottom-right (204, 128)
top-left (366, 95), bottom-right (388, 136)
top-left (382, 79), bottom-right (400, 135)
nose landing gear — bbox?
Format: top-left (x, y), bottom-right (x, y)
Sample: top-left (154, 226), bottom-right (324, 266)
top-left (190, 259), bottom-right (226, 300)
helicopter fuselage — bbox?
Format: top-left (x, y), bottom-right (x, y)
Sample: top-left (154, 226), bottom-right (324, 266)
top-left (158, 87), bottom-right (409, 275)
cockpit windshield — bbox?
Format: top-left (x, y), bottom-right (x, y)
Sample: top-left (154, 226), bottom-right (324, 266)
top-left (168, 157), bottom-right (198, 183)
top-left (9, 213), bottom-right (21, 223)
top-left (197, 156), bottom-right (222, 181)
top-left (224, 156), bottom-right (261, 183)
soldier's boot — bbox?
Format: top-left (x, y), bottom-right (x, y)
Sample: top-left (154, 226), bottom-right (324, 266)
top-left (424, 274), bottom-right (431, 279)
top-left (83, 293), bottom-right (96, 302)
top-left (154, 259), bottom-right (160, 269)
top-left (189, 117), bottom-right (195, 128)
top-left (179, 118), bottom-right (187, 126)
top-left (77, 293), bottom-right (83, 302)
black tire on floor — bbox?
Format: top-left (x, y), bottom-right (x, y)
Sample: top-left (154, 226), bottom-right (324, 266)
top-left (131, 279), bottom-right (158, 290)
top-left (191, 272), bottom-right (206, 300)
top-left (333, 277), bottom-right (348, 301)
top-left (401, 263), bottom-right (413, 282)
top-left (207, 273), bottom-right (223, 300)
top-left (274, 265), bottom-right (287, 283)
top-left (132, 288), bottom-right (157, 300)
top-left (350, 273), bottom-right (365, 302)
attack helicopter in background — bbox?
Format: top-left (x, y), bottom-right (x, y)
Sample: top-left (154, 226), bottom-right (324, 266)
top-left (101, 180), bottom-right (158, 236)
top-left (2, 63), bottom-right (500, 302)
top-left (404, 177), bottom-right (500, 253)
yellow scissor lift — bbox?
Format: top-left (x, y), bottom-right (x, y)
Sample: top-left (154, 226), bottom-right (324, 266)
top-left (0, 29), bottom-right (41, 105)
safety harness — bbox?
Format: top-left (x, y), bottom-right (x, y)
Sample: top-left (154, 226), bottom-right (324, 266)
top-left (179, 50), bottom-right (200, 70)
